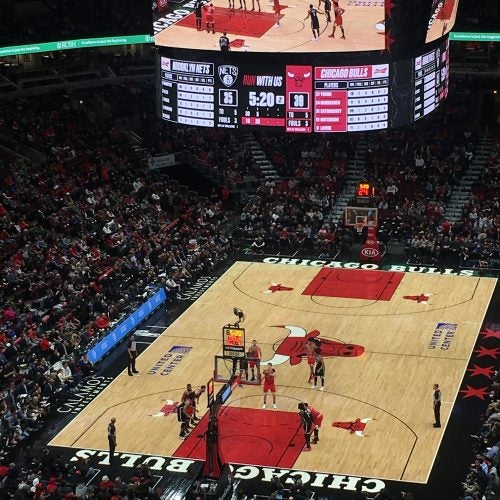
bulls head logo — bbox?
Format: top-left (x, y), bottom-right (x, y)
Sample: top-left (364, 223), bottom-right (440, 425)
top-left (332, 418), bottom-right (372, 437)
top-left (287, 71), bottom-right (311, 88)
top-left (403, 293), bottom-right (432, 304)
top-left (229, 39), bottom-right (245, 49)
top-left (219, 65), bottom-right (238, 87)
top-left (261, 325), bottom-right (364, 366)
top-left (152, 400), bottom-right (178, 417)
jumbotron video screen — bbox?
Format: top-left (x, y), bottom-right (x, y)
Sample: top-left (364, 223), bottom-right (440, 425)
top-left (153, 0), bottom-right (455, 132)
top-left (153, 0), bottom-right (385, 53)
top-left (426, 0), bottom-right (459, 44)
top-left (152, 0), bottom-right (458, 53)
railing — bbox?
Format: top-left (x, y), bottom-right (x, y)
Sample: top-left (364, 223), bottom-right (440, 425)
top-left (458, 265), bottom-right (500, 277)
top-left (86, 287), bottom-right (167, 364)
top-left (0, 64), bottom-right (154, 98)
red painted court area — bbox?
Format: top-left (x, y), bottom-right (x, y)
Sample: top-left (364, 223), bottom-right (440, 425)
top-left (302, 268), bottom-right (404, 301)
top-left (177, 8), bottom-right (285, 38)
top-left (438, 0), bottom-right (455, 20)
top-left (174, 406), bottom-right (304, 467)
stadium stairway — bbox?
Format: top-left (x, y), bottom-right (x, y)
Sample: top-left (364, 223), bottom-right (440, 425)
top-left (444, 136), bottom-right (496, 224)
top-left (241, 132), bottom-right (279, 181)
top-left (329, 140), bottom-right (368, 228)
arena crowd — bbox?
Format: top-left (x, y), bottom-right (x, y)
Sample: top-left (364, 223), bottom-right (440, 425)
top-left (230, 80), bottom-right (499, 270)
top-left (0, 86), bottom-right (232, 497)
top-left (462, 367), bottom-right (500, 499)
top-left (0, 67), bottom-right (497, 500)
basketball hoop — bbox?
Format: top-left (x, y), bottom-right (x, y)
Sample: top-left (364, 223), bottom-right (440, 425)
top-left (354, 215), bottom-right (367, 234)
top-left (355, 222), bottom-right (365, 234)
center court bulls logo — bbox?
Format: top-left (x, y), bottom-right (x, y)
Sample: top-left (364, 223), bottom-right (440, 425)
top-left (287, 71), bottom-right (311, 88)
top-left (261, 325), bottom-right (364, 366)
top-left (219, 65), bottom-right (238, 87)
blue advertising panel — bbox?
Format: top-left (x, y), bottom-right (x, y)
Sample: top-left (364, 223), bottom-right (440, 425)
top-left (86, 288), bottom-right (167, 364)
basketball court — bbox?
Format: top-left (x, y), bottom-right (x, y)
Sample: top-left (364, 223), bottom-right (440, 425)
top-left (49, 260), bottom-right (496, 488)
top-left (154, 0), bottom-right (385, 52)
top-left (426, 0), bottom-right (459, 44)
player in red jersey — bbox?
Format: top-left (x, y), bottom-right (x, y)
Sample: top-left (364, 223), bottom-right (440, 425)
top-left (248, 339), bottom-right (262, 381)
top-left (203, 3), bottom-right (216, 34)
top-left (262, 363), bottom-right (277, 408)
top-left (304, 339), bottom-right (316, 383)
top-left (304, 402), bottom-right (323, 443)
top-left (273, 0), bottom-right (281, 27)
top-left (329, 1), bottom-right (345, 39)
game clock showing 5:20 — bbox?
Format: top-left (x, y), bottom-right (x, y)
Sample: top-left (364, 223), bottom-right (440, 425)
top-left (248, 91), bottom-right (280, 107)
top-left (241, 90), bottom-right (286, 127)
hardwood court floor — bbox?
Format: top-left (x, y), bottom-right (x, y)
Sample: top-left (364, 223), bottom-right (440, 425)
top-left (50, 261), bottom-right (496, 483)
top-left (154, 0), bottom-right (384, 53)
top-left (425, 0), bottom-right (459, 44)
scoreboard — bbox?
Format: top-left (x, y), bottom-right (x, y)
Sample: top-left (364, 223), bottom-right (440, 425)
top-left (161, 57), bottom-right (215, 127)
top-left (157, 37), bottom-right (450, 133)
top-left (414, 38), bottom-right (449, 121)
top-left (313, 64), bottom-right (389, 132)
top-left (160, 58), bottom-right (391, 133)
